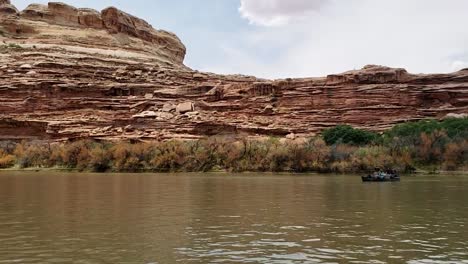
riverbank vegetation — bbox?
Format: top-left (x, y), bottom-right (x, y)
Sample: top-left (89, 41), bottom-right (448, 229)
top-left (0, 118), bottom-right (466, 173)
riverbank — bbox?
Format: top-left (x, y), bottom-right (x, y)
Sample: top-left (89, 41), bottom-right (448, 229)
top-left (1, 119), bottom-right (466, 174)
top-left (1, 167), bottom-right (467, 176)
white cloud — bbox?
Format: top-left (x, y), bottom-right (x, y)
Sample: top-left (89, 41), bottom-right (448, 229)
top-left (239, 0), bottom-right (330, 26)
top-left (216, 0), bottom-right (468, 78)
top-left (451, 60), bottom-right (468, 71)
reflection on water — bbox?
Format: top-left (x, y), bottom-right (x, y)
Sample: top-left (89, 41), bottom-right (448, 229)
top-left (0, 172), bottom-right (467, 263)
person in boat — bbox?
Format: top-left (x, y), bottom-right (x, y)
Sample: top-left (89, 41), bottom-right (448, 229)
top-left (374, 168), bottom-right (380, 174)
top-left (379, 171), bottom-right (386, 180)
top-left (364, 168), bottom-right (399, 181)
top-left (372, 168), bottom-right (383, 179)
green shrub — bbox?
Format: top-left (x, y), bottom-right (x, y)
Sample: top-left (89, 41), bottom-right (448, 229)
top-left (323, 125), bottom-right (379, 146)
top-left (386, 118), bottom-right (468, 140)
top-left (440, 118), bottom-right (468, 138)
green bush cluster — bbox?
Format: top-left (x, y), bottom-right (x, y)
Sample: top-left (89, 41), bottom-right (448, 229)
top-left (323, 125), bottom-right (379, 146)
top-left (385, 118), bottom-right (468, 140)
top-left (383, 118), bottom-right (468, 171)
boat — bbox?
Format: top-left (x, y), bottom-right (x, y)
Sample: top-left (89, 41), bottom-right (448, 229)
top-left (362, 170), bottom-right (400, 182)
top-left (362, 175), bottom-right (400, 182)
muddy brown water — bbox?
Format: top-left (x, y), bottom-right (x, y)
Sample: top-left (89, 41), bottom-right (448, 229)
top-left (0, 172), bottom-right (467, 263)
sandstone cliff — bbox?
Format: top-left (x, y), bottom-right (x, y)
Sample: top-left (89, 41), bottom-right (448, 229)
top-left (0, 1), bottom-right (467, 141)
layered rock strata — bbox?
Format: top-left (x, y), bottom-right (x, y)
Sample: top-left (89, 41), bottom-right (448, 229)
top-left (0, 1), bottom-right (467, 141)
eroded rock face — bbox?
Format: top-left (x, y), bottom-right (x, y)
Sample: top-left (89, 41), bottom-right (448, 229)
top-left (0, 5), bottom-right (17, 16)
top-left (0, 0), bottom-right (18, 16)
top-left (77, 8), bottom-right (103, 28)
top-left (327, 65), bottom-right (409, 84)
top-left (100, 7), bottom-right (185, 64)
top-left (101, 7), bottom-right (150, 38)
top-left (0, 2), bottom-right (467, 141)
top-left (48, 2), bottom-right (78, 25)
top-left (14, 2), bottom-right (185, 64)
top-left (20, 3), bottom-right (48, 19)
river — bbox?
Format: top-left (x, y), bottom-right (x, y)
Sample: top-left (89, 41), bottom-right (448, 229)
top-left (0, 172), bottom-right (467, 263)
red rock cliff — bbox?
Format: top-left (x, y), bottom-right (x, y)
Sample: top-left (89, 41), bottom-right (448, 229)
top-left (0, 1), bottom-right (467, 141)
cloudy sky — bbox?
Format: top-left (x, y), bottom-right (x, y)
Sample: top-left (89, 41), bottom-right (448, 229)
top-left (11, 0), bottom-right (468, 78)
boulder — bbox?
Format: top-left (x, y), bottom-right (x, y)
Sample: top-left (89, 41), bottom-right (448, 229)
top-left (19, 64), bottom-right (32, 69)
top-left (264, 104), bottom-right (274, 114)
top-left (134, 70), bottom-right (143, 76)
top-left (176, 102), bottom-right (194, 114)
top-left (130, 101), bottom-right (148, 109)
top-left (184, 111), bottom-right (200, 119)
top-left (132, 111), bottom-right (157, 119)
top-left (124, 125), bottom-right (134, 132)
top-left (156, 112), bottom-right (174, 120)
top-left (445, 113), bottom-right (467, 119)
top-left (162, 103), bottom-right (176, 112)
top-left (205, 86), bottom-right (224, 101)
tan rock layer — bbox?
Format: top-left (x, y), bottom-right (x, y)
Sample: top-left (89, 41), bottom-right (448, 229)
top-left (4, 1), bottom-right (185, 64)
top-left (0, 2), bottom-right (467, 141)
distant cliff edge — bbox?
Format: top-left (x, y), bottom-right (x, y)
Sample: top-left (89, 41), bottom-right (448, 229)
top-left (0, 1), bottom-right (467, 141)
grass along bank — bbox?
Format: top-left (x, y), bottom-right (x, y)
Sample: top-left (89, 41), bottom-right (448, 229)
top-left (0, 118), bottom-right (466, 173)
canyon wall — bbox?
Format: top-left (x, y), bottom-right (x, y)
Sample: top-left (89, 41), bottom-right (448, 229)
top-left (1, 1), bottom-right (467, 141)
